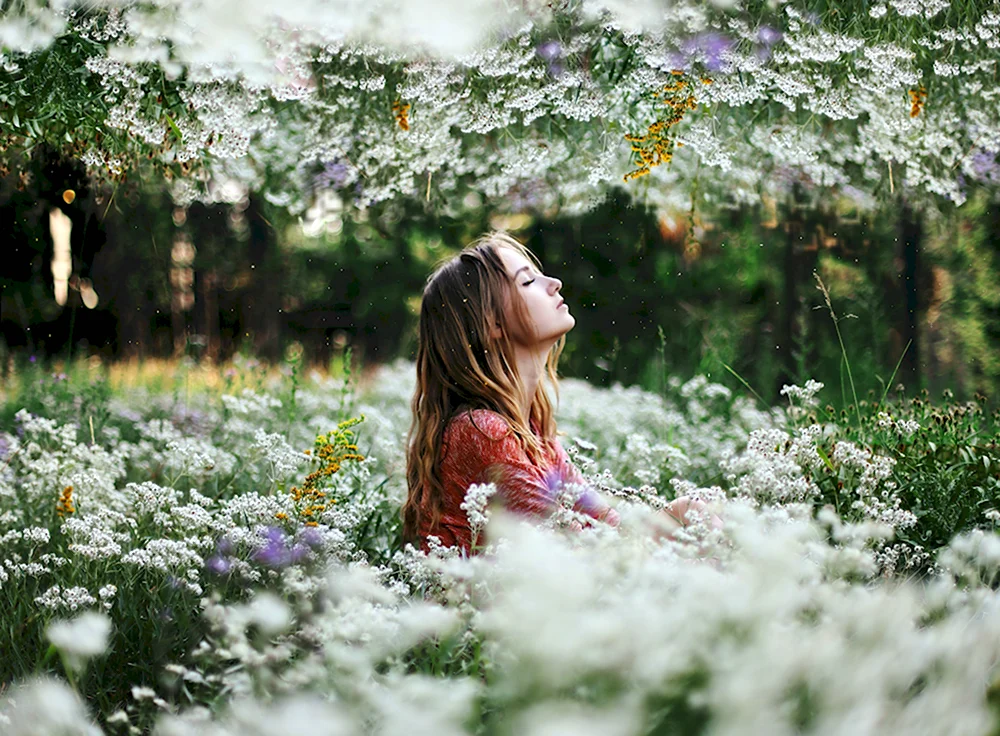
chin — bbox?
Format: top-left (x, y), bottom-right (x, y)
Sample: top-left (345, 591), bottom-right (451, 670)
top-left (559, 315), bottom-right (575, 336)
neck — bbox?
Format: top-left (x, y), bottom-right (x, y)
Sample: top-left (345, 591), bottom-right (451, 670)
top-left (512, 342), bottom-right (552, 419)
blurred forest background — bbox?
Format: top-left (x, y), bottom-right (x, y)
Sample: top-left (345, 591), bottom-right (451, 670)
top-left (3, 146), bottom-right (999, 406)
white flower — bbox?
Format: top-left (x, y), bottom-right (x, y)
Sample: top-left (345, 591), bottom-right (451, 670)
top-left (0, 678), bottom-right (101, 736)
top-left (779, 379), bottom-right (825, 407)
top-left (47, 611), bottom-right (112, 661)
top-left (34, 585), bottom-right (98, 611)
top-left (247, 592), bottom-right (292, 636)
top-left (460, 482), bottom-right (497, 533)
top-left (131, 686), bottom-right (158, 701)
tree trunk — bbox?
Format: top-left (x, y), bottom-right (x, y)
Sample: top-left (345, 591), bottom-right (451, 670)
top-left (199, 269), bottom-right (220, 362)
top-left (245, 196), bottom-right (282, 361)
top-left (899, 201), bottom-right (922, 390)
top-left (776, 193), bottom-right (806, 394)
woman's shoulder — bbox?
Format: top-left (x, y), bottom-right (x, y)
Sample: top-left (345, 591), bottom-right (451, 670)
top-left (444, 407), bottom-right (513, 443)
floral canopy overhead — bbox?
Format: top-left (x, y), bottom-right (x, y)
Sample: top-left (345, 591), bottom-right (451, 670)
top-left (1, 0), bottom-right (999, 216)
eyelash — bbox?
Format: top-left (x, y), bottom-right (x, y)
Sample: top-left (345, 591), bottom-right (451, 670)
top-left (522, 279), bottom-right (535, 286)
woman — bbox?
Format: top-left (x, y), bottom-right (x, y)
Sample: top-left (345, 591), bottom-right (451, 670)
top-left (403, 231), bottom-right (702, 554)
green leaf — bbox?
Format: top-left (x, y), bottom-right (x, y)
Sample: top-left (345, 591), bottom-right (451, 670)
top-left (165, 114), bottom-right (183, 142)
top-left (816, 444), bottom-right (835, 473)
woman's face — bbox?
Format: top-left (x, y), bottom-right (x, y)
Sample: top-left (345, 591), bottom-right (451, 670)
top-left (497, 246), bottom-right (575, 347)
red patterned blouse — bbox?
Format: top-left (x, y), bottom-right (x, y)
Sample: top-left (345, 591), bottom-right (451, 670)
top-left (417, 408), bottom-right (619, 554)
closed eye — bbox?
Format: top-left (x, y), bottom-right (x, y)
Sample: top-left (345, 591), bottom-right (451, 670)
top-left (522, 279), bottom-right (535, 286)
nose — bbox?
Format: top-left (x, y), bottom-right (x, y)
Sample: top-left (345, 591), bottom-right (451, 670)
top-left (548, 275), bottom-right (562, 294)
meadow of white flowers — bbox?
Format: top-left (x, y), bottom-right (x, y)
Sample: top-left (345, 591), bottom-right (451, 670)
top-left (4, 1), bottom-right (1000, 215)
top-left (2, 360), bottom-right (1000, 735)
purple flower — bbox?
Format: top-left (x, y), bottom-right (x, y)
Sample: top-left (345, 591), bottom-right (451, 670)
top-left (574, 488), bottom-right (602, 515)
top-left (969, 148), bottom-right (1000, 184)
top-left (0, 435), bottom-right (9, 463)
top-left (298, 526), bottom-right (324, 549)
top-left (14, 413), bottom-right (28, 441)
top-left (254, 526), bottom-right (292, 568)
top-left (314, 160), bottom-right (350, 190)
top-left (216, 536), bottom-right (235, 556)
top-left (663, 50), bottom-right (681, 71)
top-left (535, 40), bottom-right (562, 61)
top-left (542, 467), bottom-right (566, 502)
top-left (679, 32), bottom-right (734, 72)
top-left (261, 526), bottom-right (286, 545)
top-left (29, 355), bottom-right (36, 363)
top-left (206, 555), bottom-right (232, 575)
top-left (758, 26), bottom-right (782, 47)
top-left (289, 543), bottom-right (311, 564)
top-left (254, 542), bottom-right (291, 568)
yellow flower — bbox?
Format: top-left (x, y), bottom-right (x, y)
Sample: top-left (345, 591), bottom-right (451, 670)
top-left (909, 85), bottom-right (927, 118)
top-left (56, 486), bottom-right (75, 517)
top-left (287, 415), bottom-right (367, 524)
top-left (623, 75), bottom-right (697, 182)
top-left (392, 100), bottom-right (411, 131)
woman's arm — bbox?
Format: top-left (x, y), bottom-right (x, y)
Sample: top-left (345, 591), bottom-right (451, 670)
top-left (551, 438), bottom-right (620, 526)
top-left (448, 411), bottom-right (618, 525)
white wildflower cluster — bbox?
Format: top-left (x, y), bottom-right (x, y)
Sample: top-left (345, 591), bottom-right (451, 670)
top-left (4, 0), bottom-right (1000, 215)
top-left (939, 528), bottom-right (1000, 587)
top-left (164, 508), bottom-right (1000, 736)
top-left (132, 418), bottom-right (238, 481)
top-left (62, 508), bottom-right (133, 559)
top-left (3, 359), bottom-right (1000, 734)
top-left (46, 611), bottom-right (112, 673)
top-left (459, 482), bottom-right (497, 538)
top-left (889, 0), bottom-right (950, 18)
top-left (876, 411), bottom-right (921, 435)
top-left (0, 678), bottom-right (102, 736)
top-left (121, 539), bottom-right (206, 593)
top-left (724, 425), bottom-right (825, 503)
top-left (558, 375), bottom-right (782, 491)
top-left (221, 388), bottom-right (284, 422)
top-left (780, 378), bottom-right (825, 407)
top-left (830, 439), bottom-right (919, 569)
top-left (251, 429), bottom-right (306, 486)
top-left (34, 585), bottom-right (98, 611)
top-left (3, 410), bottom-right (128, 524)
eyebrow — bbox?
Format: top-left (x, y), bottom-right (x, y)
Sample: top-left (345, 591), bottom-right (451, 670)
top-left (512, 265), bottom-right (532, 280)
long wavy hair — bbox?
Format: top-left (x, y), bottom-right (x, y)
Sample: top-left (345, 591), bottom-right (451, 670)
top-left (403, 231), bottom-right (566, 543)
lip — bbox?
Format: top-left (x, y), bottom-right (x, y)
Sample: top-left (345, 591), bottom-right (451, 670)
top-left (557, 298), bottom-right (566, 309)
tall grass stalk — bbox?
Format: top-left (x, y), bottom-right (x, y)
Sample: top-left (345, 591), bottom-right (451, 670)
top-left (656, 325), bottom-right (667, 398)
top-left (721, 361), bottom-right (767, 409)
top-left (814, 272), bottom-right (861, 431)
top-left (878, 339), bottom-right (913, 408)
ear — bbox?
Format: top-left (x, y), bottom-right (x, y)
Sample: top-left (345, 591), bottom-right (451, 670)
top-left (489, 317), bottom-right (502, 341)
